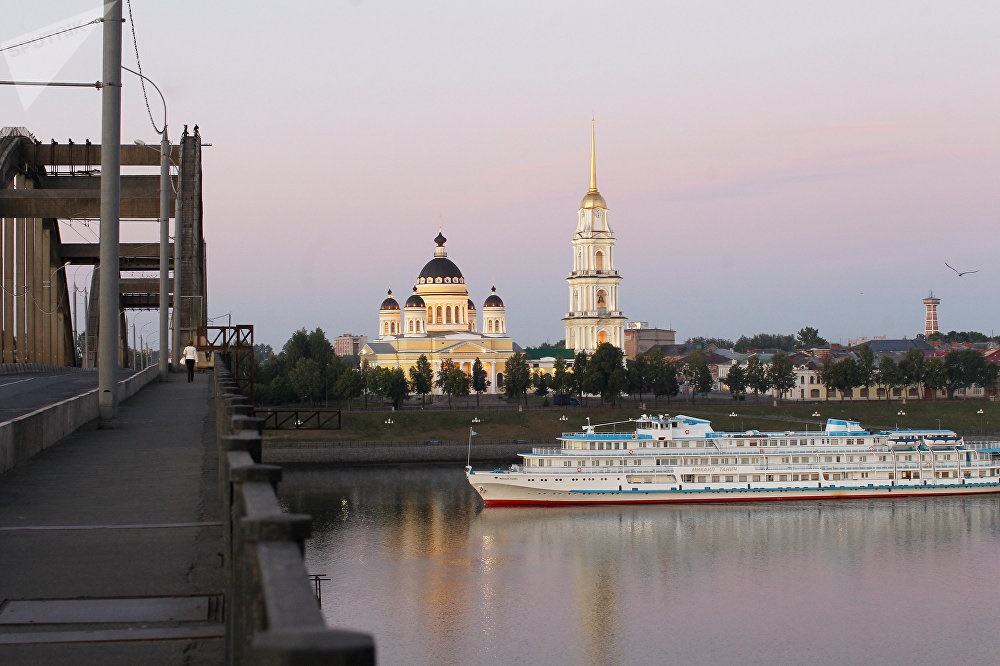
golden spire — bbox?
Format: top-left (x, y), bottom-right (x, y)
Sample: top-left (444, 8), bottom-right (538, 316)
top-left (588, 117), bottom-right (598, 194)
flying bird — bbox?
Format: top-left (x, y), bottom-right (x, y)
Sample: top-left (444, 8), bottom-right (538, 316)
top-left (945, 262), bottom-right (979, 277)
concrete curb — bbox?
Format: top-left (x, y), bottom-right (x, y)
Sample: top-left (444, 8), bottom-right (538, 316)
top-left (0, 366), bottom-right (160, 474)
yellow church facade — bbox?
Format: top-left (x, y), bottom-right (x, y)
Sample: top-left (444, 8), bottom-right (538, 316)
top-left (359, 231), bottom-right (514, 393)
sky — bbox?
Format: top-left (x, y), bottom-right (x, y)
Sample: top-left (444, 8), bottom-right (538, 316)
top-left (3, 1), bottom-right (999, 351)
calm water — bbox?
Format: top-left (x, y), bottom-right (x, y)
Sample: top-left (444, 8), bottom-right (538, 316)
top-left (279, 464), bottom-right (1000, 666)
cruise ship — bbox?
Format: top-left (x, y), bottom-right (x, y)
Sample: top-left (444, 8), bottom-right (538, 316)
top-left (465, 414), bottom-right (1000, 506)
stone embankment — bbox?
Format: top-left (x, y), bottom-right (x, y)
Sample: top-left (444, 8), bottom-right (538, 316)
top-left (263, 439), bottom-right (530, 465)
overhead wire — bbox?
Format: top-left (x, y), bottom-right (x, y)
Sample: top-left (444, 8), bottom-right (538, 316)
top-left (125, 0), bottom-right (161, 134)
top-left (0, 17), bottom-right (102, 54)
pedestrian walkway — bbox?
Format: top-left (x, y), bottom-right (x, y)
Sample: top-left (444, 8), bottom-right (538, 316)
top-left (0, 371), bottom-right (223, 664)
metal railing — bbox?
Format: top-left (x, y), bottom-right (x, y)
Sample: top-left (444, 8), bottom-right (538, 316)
top-left (214, 360), bottom-right (375, 665)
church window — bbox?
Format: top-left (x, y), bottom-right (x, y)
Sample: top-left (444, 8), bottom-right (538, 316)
top-left (436, 306), bottom-right (443, 322)
top-left (595, 251), bottom-right (604, 271)
top-left (446, 306), bottom-right (452, 324)
top-left (496, 373), bottom-right (504, 389)
top-left (408, 321), bottom-right (414, 333)
top-left (427, 306), bottom-right (433, 322)
top-left (598, 330), bottom-right (608, 345)
top-left (596, 289), bottom-right (607, 308)
top-left (488, 320), bottom-right (494, 333)
top-left (435, 277), bottom-right (442, 284)
top-left (444, 277), bottom-right (451, 284)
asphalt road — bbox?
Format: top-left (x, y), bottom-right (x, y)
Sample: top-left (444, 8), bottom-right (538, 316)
top-left (0, 369), bottom-right (137, 423)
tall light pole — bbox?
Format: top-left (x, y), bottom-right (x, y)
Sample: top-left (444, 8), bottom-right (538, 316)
top-left (123, 65), bottom-right (171, 382)
top-left (98, 0), bottom-right (123, 425)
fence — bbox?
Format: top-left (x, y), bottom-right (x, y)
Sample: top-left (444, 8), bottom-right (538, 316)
top-left (214, 359), bottom-right (375, 665)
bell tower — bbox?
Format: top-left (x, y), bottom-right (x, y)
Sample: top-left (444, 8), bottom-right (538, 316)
top-left (563, 121), bottom-right (626, 354)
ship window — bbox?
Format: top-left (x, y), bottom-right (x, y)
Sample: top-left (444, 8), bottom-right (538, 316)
top-left (738, 475), bottom-right (748, 482)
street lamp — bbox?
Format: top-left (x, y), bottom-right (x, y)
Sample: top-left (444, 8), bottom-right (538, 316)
top-left (384, 418), bottom-right (394, 425)
top-left (977, 408), bottom-right (985, 435)
top-left (123, 65), bottom-right (172, 382)
top-left (559, 415), bottom-right (568, 422)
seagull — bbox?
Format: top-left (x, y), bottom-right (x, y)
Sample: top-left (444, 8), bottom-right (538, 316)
top-left (945, 262), bottom-right (979, 277)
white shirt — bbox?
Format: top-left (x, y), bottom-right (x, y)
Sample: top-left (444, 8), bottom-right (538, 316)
top-left (183, 345), bottom-right (198, 361)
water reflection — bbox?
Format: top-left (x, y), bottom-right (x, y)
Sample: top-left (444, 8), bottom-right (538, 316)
top-left (280, 465), bottom-right (1000, 666)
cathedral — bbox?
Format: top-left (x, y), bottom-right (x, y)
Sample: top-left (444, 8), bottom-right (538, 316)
top-left (564, 121), bottom-right (626, 354)
top-left (358, 231), bottom-right (514, 393)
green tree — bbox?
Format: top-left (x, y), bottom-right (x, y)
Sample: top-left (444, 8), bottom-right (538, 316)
top-left (471, 357), bottom-right (489, 407)
top-left (685, 336), bottom-right (735, 350)
top-left (382, 367), bottom-right (410, 409)
top-left (943, 348), bottom-right (998, 398)
top-left (856, 345), bottom-right (876, 394)
top-left (875, 356), bottom-right (901, 401)
top-left (504, 352), bottom-right (532, 407)
top-left (551, 356), bottom-right (571, 395)
top-left (724, 363), bottom-right (747, 401)
top-left (767, 351), bottom-right (796, 400)
top-left (408, 354), bottom-right (434, 406)
top-left (745, 356), bottom-right (769, 402)
top-left (331, 368), bottom-right (364, 406)
top-left (587, 343), bottom-right (626, 407)
top-left (795, 326), bottom-right (828, 349)
top-left (735, 333), bottom-right (796, 353)
top-left (571, 351), bottom-right (589, 400)
top-left (646, 349), bottom-right (679, 405)
top-left (898, 348), bottom-right (926, 398)
top-left (288, 357), bottom-right (323, 404)
top-left (531, 371), bottom-right (551, 397)
top-left (435, 360), bottom-right (470, 408)
top-left (922, 357), bottom-right (947, 398)
top-left (825, 358), bottom-right (860, 401)
top-left (626, 355), bottom-right (651, 403)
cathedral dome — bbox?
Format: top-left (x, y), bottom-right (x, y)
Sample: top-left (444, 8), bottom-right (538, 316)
top-left (379, 289), bottom-right (400, 311)
top-left (417, 230), bottom-right (465, 282)
top-left (405, 288), bottom-right (425, 308)
top-left (467, 298), bottom-right (476, 311)
top-left (483, 286), bottom-right (504, 308)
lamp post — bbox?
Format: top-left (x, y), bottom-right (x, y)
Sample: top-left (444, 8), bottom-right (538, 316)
top-left (123, 65), bottom-right (171, 382)
top-left (977, 408), bottom-right (985, 435)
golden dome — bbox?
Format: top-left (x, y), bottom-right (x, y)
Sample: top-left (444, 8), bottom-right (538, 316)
top-left (580, 119), bottom-right (607, 210)
top-left (580, 191), bottom-right (607, 209)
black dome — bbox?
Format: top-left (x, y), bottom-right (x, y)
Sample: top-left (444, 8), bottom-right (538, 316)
top-left (418, 257), bottom-right (464, 281)
top-left (380, 289), bottom-right (399, 311)
top-left (405, 293), bottom-right (425, 307)
top-left (483, 286), bottom-right (504, 308)
top-left (467, 298), bottom-right (476, 310)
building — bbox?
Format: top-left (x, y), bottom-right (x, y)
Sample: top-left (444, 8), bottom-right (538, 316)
top-left (564, 121), bottom-right (626, 354)
top-left (334, 333), bottom-right (367, 357)
top-left (624, 322), bottom-right (676, 360)
top-left (359, 231), bottom-right (514, 393)
top-left (923, 292), bottom-right (941, 337)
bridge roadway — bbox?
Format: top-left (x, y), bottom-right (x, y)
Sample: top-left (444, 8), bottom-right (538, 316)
top-left (0, 370), bottom-right (224, 663)
top-left (0, 368), bottom-right (137, 423)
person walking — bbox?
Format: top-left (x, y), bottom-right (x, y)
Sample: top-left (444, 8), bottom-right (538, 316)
top-left (183, 340), bottom-right (198, 383)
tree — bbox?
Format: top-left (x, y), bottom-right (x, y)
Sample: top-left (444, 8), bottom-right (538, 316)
top-left (825, 358), bottom-right (860, 401)
top-left (646, 350), bottom-right (679, 405)
top-left (795, 327), bottom-right (828, 349)
top-left (531, 371), bottom-right (551, 397)
top-left (875, 357), bottom-right (901, 401)
top-left (724, 363), bottom-right (747, 401)
top-left (943, 348), bottom-right (998, 398)
top-left (898, 348), bottom-right (926, 398)
top-left (767, 351), bottom-right (796, 400)
top-left (471, 358), bottom-right (489, 407)
top-left (331, 368), bottom-right (364, 406)
top-left (368, 366), bottom-right (409, 409)
top-left (435, 360), bottom-right (470, 408)
top-left (504, 352), bottom-right (531, 407)
top-left (745, 356), bottom-right (769, 402)
top-left (571, 351), bottom-right (589, 400)
top-left (682, 352), bottom-right (712, 402)
top-left (735, 333), bottom-right (796, 353)
top-left (586, 343), bottom-right (627, 407)
top-left (551, 356), bottom-right (572, 395)
top-left (408, 354), bottom-right (434, 406)
top-left (686, 336), bottom-right (735, 350)
top-left (288, 357), bottom-right (323, 404)
top-left (856, 345), bottom-right (876, 394)
top-left (922, 357), bottom-right (947, 398)
top-left (626, 354), bottom-right (651, 403)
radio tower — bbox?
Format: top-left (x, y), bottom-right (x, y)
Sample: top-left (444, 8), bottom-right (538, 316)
top-left (923, 292), bottom-right (941, 337)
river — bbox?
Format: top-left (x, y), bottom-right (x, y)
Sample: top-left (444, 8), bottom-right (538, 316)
top-left (279, 463), bottom-right (1000, 666)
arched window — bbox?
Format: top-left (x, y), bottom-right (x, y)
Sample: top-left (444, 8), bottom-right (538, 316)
top-left (496, 373), bottom-right (504, 390)
top-left (596, 289), bottom-right (607, 308)
top-left (598, 330), bottom-right (608, 345)
top-left (436, 306), bottom-right (443, 323)
top-left (427, 306), bottom-right (433, 323)
top-left (595, 250), bottom-right (604, 271)
top-left (446, 306), bottom-right (452, 324)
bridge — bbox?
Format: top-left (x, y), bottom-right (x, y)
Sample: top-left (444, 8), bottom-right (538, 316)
top-left (0, 359), bottom-right (376, 663)
top-left (0, 125), bottom-right (207, 368)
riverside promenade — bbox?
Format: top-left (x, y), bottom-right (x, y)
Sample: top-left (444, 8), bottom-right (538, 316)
top-left (0, 371), bottom-right (224, 664)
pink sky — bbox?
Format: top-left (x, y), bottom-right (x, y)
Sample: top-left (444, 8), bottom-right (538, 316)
top-left (4, 1), bottom-right (999, 350)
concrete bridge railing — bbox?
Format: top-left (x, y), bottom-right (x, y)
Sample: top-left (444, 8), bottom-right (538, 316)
top-left (214, 360), bottom-right (376, 665)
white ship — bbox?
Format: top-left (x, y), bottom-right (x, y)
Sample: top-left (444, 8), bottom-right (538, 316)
top-left (465, 414), bottom-right (1000, 506)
